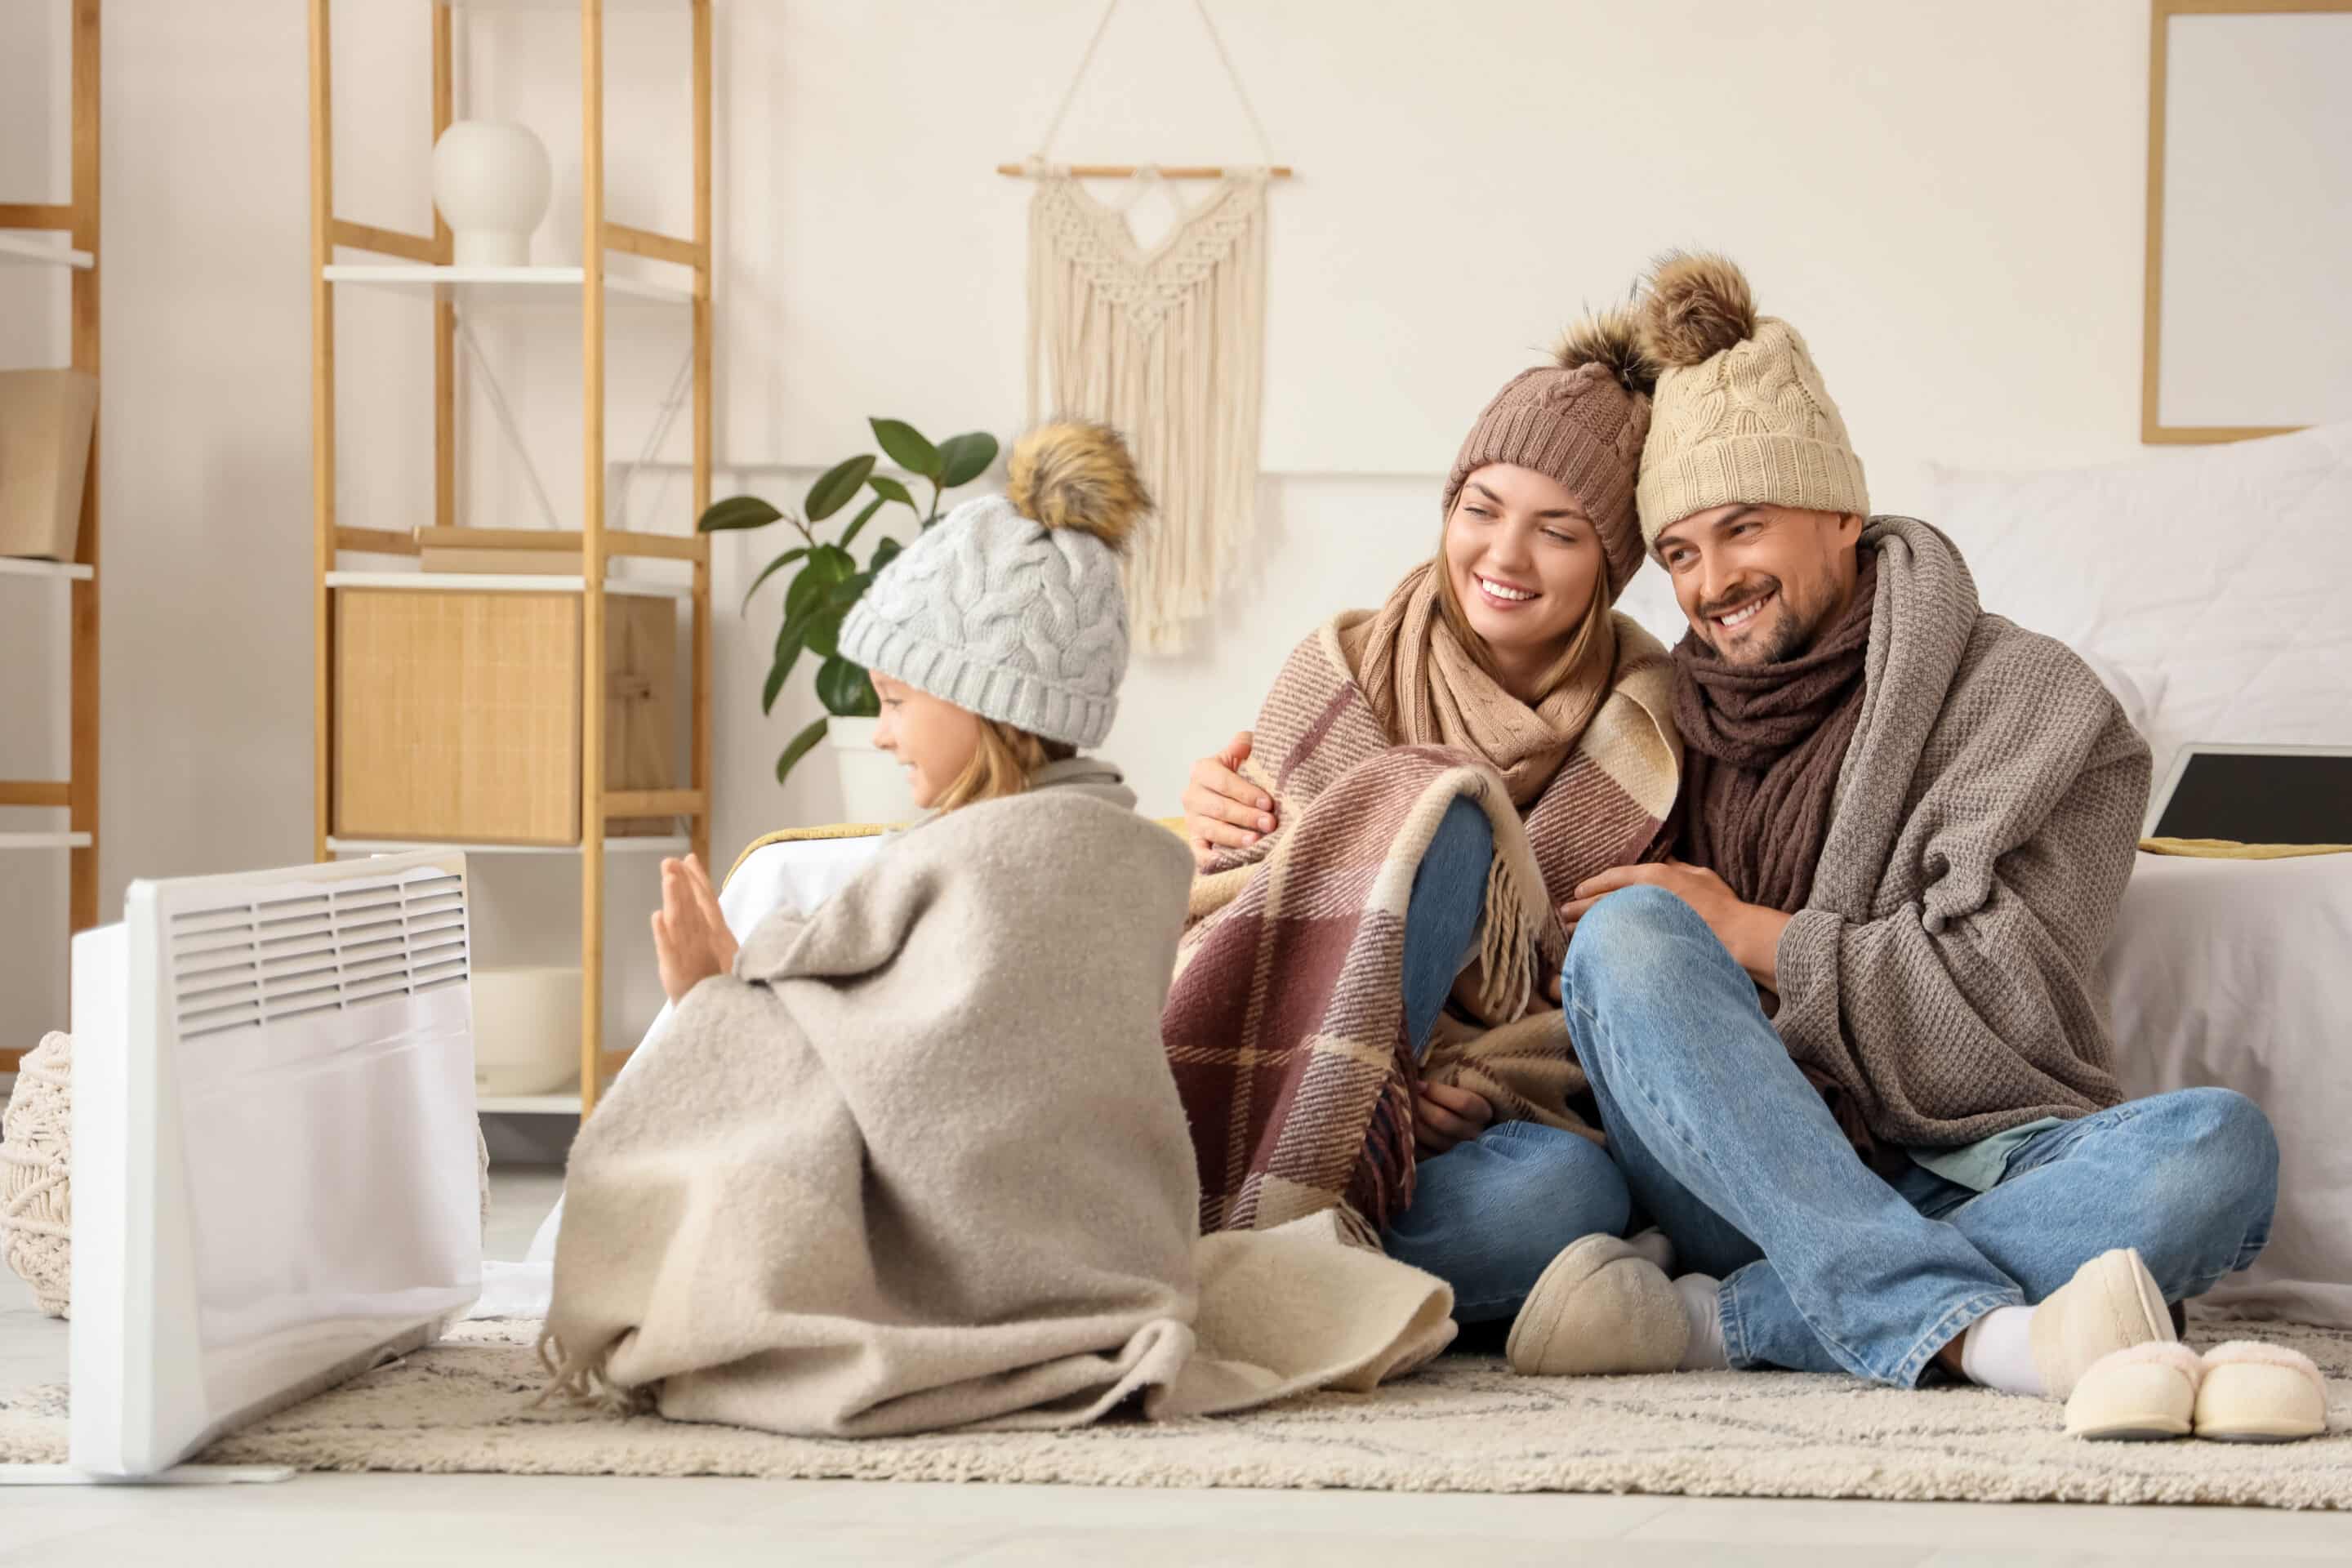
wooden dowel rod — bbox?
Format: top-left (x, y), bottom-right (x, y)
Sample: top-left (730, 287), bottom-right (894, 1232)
top-left (0, 203), bottom-right (75, 229)
top-left (996, 163), bottom-right (1292, 179)
top-left (598, 1049), bottom-right (635, 1075)
top-left (601, 788), bottom-right (705, 818)
top-left (0, 782), bottom-right (73, 808)
top-left (603, 221), bottom-right (705, 270)
top-left (328, 218), bottom-right (440, 263)
top-left (335, 526), bottom-right (422, 555)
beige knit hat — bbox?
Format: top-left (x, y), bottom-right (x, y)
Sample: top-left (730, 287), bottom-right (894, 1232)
top-left (1633, 253), bottom-right (1869, 544)
top-left (1441, 308), bottom-right (1656, 600)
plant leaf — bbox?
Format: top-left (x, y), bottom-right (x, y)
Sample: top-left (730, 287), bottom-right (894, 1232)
top-left (698, 494), bottom-right (784, 533)
top-left (815, 655), bottom-right (880, 717)
top-left (804, 454), bottom-right (877, 522)
top-left (740, 545), bottom-right (811, 612)
top-left (870, 537), bottom-right (902, 572)
top-left (804, 604), bottom-right (847, 658)
top-left (867, 474), bottom-right (915, 508)
top-left (762, 621), bottom-right (806, 715)
top-left (813, 543), bottom-right (857, 576)
top-left (869, 418), bottom-right (940, 479)
top-left (935, 431), bottom-right (1000, 489)
top-left (774, 715), bottom-right (829, 786)
top-left (837, 496), bottom-right (887, 550)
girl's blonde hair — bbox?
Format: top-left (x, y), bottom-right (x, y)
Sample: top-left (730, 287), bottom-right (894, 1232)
top-left (1431, 507), bottom-right (1618, 704)
top-left (931, 719), bottom-right (1078, 813)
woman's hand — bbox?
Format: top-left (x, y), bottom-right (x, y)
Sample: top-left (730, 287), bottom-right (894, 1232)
top-left (1182, 730), bottom-right (1278, 869)
top-left (652, 853), bottom-right (738, 1005)
top-left (1414, 1080), bottom-right (1494, 1156)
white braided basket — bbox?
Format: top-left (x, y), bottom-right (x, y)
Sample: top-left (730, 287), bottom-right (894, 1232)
top-left (1, 1031), bottom-right (72, 1318)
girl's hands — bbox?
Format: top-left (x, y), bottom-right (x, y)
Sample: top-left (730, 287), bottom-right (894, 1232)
top-left (653, 853), bottom-right (738, 1005)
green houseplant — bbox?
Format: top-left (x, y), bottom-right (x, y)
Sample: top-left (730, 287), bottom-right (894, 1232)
top-left (697, 417), bottom-right (1000, 786)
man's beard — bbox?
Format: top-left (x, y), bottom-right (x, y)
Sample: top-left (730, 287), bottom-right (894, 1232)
top-left (1697, 573), bottom-right (1832, 666)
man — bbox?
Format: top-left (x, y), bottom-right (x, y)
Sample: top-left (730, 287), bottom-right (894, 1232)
top-left (1510, 254), bottom-right (2278, 1401)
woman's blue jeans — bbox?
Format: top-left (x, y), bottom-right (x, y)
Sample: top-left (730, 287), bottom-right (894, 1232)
top-left (1379, 797), bottom-right (1633, 1321)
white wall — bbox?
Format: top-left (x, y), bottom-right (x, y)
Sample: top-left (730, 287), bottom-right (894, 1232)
top-left (2, 1), bottom-right (2179, 1056)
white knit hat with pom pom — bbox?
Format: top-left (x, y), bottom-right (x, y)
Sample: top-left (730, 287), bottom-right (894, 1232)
top-left (837, 421), bottom-right (1149, 749)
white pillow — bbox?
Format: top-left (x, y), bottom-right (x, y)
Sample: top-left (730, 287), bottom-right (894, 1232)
top-left (1922, 421), bottom-right (2352, 781)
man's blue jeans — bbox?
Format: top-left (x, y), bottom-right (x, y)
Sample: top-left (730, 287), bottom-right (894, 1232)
top-left (1380, 798), bottom-right (1633, 1321)
top-left (1560, 884), bottom-right (2278, 1386)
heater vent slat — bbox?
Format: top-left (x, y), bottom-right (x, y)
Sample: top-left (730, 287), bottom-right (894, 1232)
top-left (166, 866), bottom-right (471, 1031)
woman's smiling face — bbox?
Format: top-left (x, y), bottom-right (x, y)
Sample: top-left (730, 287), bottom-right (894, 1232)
top-left (1442, 462), bottom-right (1604, 666)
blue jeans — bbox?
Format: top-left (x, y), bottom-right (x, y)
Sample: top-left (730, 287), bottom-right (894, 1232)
top-left (1561, 884), bottom-right (2278, 1387)
top-left (1380, 797), bottom-right (1633, 1321)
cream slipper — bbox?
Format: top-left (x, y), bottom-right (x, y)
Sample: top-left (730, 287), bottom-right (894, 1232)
top-left (1505, 1234), bottom-right (1687, 1377)
top-left (2029, 1247), bottom-right (2174, 1401)
top-left (2194, 1340), bottom-right (2328, 1443)
top-left (2065, 1340), bottom-right (2200, 1441)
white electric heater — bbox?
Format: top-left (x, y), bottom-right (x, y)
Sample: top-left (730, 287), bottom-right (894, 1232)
top-left (67, 850), bottom-right (481, 1479)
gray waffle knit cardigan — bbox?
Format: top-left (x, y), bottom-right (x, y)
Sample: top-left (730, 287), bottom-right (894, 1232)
top-left (1771, 516), bottom-right (2150, 1150)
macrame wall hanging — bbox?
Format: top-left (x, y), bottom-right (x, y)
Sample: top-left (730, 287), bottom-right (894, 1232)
top-left (1003, 0), bottom-right (1290, 656)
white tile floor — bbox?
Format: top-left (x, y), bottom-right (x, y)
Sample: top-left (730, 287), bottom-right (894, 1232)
top-left (4, 1167), bottom-right (2348, 1566)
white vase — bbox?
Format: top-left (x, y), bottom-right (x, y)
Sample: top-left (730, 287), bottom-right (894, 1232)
top-left (826, 716), bottom-right (920, 824)
top-left (431, 121), bottom-right (553, 267)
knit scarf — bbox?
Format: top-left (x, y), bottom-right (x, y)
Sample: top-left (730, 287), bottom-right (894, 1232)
top-left (1351, 563), bottom-right (1618, 810)
top-left (1673, 556), bottom-right (1877, 914)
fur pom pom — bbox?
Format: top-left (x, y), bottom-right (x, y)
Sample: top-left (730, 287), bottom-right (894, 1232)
top-left (1553, 306), bottom-right (1657, 399)
top-left (1006, 421), bottom-right (1151, 554)
top-left (1639, 252), bottom-right (1759, 369)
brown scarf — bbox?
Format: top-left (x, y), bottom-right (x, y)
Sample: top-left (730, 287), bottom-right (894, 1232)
top-left (1348, 563), bottom-right (1619, 812)
top-left (1673, 555), bottom-right (1878, 914)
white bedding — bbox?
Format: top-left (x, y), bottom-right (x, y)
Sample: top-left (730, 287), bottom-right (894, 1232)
top-left (2105, 852), bottom-right (2352, 1327)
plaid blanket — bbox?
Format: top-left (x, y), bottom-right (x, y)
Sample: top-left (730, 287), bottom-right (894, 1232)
top-left (1162, 608), bottom-right (1679, 1237)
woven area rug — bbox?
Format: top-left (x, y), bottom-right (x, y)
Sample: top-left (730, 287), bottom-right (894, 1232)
top-left (7, 1319), bottom-right (2349, 1507)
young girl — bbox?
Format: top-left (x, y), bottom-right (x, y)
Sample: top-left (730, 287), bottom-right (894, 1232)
top-left (648, 418), bottom-right (1152, 1002)
top-left (545, 423), bottom-right (1454, 1437)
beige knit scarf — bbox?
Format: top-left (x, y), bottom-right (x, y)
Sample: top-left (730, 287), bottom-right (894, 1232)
top-left (1351, 563), bottom-right (1618, 808)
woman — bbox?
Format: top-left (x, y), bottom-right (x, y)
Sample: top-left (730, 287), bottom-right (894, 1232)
top-left (1160, 309), bottom-right (1682, 1338)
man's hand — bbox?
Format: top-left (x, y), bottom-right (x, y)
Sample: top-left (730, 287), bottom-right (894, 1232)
top-left (1414, 1080), bottom-right (1494, 1156)
top-left (1182, 730), bottom-right (1278, 870)
top-left (1559, 859), bottom-right (1791, 988)
top-left (652, 853), bottom-right (738, 1005)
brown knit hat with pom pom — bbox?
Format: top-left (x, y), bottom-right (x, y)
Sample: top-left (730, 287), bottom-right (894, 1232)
top-left (1633, 251), bottom-right (1869, 544)
top-left (1442, 306), bottom-right (1658, 602)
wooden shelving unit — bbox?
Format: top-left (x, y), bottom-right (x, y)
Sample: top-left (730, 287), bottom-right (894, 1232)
top-left (0, 0), bottom-right (100, 1078)
top-left (307, 0), bottom-right (713, 1118)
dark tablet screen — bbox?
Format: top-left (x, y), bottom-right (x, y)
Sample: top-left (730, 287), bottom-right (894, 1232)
top-left (2152, 751), bottom-right (2352, 844)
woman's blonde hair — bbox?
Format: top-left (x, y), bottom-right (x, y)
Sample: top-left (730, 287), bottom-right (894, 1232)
top-left (931, 719), bottom-right (1078, 813)
top-left (1432, 506), bottom-right (1618, 703)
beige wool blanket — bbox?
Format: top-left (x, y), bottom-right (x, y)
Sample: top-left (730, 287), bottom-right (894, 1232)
top-left (1164, 581), bottom-right (1681, 1238)
top-left (544, 786), bottom-right (1453, 1439)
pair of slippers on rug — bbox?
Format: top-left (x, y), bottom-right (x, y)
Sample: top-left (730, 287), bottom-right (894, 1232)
top-left (1502, 1237), bottom-right (2326, 1445)
top-left (2068, 1341), bottom-right (2328, 1443)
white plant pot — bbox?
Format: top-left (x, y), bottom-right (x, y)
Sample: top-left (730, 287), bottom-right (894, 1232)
top-left (826, 716), bottom-right (920, 824)
top-left (432, 120), bottom-right (553, 268)
top-left (470, 966), bottom-right (581, 1096)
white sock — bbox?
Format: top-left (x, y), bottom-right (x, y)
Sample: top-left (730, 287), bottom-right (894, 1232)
top-left (1958, 1304), bottom-right (2044, 1396)
top-left (1624, 1228), bottom-right (1676, 1274)
top-left (1673, 1273), bottom-right (1730, 1371)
